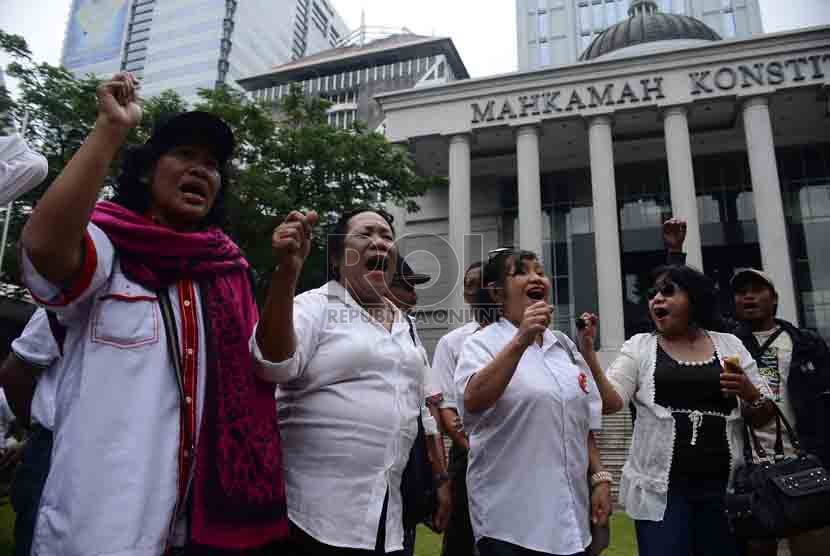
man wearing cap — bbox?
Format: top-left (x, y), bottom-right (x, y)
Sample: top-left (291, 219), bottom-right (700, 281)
top-left (388, 258), bottom-right (451, 556)
top-left (665, 220), bottom-right (830, 556)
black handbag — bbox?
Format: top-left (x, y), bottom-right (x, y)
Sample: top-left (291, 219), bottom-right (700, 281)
top-left (726, 403), bottom-right (830, 539)
top-left (400, 316), bottom-right (438, 529)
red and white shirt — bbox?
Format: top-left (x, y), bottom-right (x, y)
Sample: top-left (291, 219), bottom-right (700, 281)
top-left (23, 223), bottom-right (209, 556)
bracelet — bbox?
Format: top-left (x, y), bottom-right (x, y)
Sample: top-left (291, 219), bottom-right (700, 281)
top-left (590, 471), bottom-right (613, 487)
top-left (745, 396), bottom-right (768, 410)
top-left (433, 472), bottom-right (450, 485)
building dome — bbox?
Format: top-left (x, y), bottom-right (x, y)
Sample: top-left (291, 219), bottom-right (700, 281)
top-left (579, 0), bottom-right (721, 62)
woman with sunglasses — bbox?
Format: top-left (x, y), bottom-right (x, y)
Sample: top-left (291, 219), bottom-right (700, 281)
top-left (579, 264), bottom-right (771, 556)
top-left (455, 249), bottom-right (610, 556)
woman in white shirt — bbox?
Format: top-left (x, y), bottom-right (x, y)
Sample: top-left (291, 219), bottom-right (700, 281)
top-left (455, 249), bottom-right (611, 556)
top-left (253, 208), bottom-right (449, 555)
top-left (582, 264), bottom-right (772, 556)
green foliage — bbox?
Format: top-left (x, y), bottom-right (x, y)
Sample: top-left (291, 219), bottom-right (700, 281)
top-left (0, 31), bottom-right (442, 291)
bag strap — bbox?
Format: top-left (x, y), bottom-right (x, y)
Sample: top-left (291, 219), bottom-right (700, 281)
top-left (552, 330), bottom-right (579, 366)
top-left (751, 326), bottom-right (786, 362)
top-left (158, 290), bottom-right (185, 401)
top-left (743, 402), bottom-right (803, 461)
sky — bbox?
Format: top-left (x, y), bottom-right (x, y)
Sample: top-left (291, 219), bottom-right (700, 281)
top-left (0, 0), bottom-right (829, 95)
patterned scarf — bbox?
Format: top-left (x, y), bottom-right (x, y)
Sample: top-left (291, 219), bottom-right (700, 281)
top-left (91, 201), bottom-right (288, 549)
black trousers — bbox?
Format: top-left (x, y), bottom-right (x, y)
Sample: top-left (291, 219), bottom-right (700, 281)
top-left (477, 538), bottom-right (585, 556)
top-left (10, 424), bottom-right (53, 556)
top-left (283, 493), bottom-right (403, 556)
top-left (441, 443), bottom-right (476, 556)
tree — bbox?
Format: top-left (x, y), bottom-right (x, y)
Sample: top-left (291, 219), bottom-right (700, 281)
top-left (0, 30), bottom-right (443, 292)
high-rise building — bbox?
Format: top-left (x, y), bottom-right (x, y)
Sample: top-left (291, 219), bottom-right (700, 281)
top-left (238, 28), bottom-right (469, 133)
top-left (517, 0), bottom-right (763, 71)
top-left (60, 0), bottom-right (349, 103)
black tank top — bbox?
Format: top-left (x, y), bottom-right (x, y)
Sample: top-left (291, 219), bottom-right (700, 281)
top-left (654, 344), bottom-right (737, 482)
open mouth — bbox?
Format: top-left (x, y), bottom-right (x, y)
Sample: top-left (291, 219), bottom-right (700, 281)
top-left (526, 287), bottom-right (546, 301)
top-left (742, 302), bottom-right (759, 311)
top-left (364, 254), bottom-right (389, 273)
top-left (652, 307), bottom-right (670, 319)
top-left (180, 181), bottom-right (208, 202)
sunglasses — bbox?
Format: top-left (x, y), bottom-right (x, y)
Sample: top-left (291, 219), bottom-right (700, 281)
top-left (487, 247), bottom-right (512, 261)
top-left (646, 282), bottom-right (677, 301)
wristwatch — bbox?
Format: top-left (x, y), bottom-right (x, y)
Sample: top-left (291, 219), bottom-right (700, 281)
top-left (433, 472), bottom-right (450, 485)
top-left (590, 471), bottom-right (613, 487)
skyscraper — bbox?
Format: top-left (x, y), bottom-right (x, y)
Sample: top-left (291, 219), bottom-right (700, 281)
top-left (516, 0), bottom-right (763, 71)
top-left (61, 0), bottom-right (349, 102)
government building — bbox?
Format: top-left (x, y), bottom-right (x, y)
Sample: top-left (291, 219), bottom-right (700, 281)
top-left (378, 0), bottom-right (830, 359)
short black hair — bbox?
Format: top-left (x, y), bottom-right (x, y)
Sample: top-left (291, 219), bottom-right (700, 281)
top-left (327, 207), bottom-right (396, 281)
top-left (473, 249), bottom-right (538, 326)
top-left (651, 264), bottom-right (724, 332)
top-left (111, 144), bottom-right (229, 228)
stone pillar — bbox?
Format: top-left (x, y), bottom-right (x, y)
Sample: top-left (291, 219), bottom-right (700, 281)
top-left (588, 116), bottom-right (626, 349)
top-left (664, 105), bottom-right (704, 270)
top-left (516, 125), bottom-right (544, 259)
top-left (448, 134), bottom-right (472, 327)
top-left (742, 96), bottom-right (799, 325)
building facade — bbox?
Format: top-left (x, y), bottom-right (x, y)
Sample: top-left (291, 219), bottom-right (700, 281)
top-left (517, 0), bottom-right (763, 70)
top-left (378, 18), bottom-right (830, 358)
top-left (238, 32), bottom-right (469, 132)
top-left (60, 0), bottom-right (348, 103)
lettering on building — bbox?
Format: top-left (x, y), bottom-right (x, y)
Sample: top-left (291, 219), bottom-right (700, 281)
top-left (471, 52), bottom-right (830, 125)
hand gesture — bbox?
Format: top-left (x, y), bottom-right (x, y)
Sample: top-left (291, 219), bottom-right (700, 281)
top-left (663, 218), bottom-right (687, 252)
top-left (515, 301), bottom-right (553, 348)
top-left (96, 73), bottom-right (142, 130)
top-left (576, 312), bottom-right (599, 355)
top-left (0, 441), bottom-right (25, 471)
top-left (591, 482), bottom-right (612, 527)
top-left (272, 210), bottom-right (319, 277)
top-left (720, 357), bottom-right (761, 401)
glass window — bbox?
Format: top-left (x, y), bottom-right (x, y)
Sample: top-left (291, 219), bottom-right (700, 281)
top-left (780, 142), bottom-right (830, 340)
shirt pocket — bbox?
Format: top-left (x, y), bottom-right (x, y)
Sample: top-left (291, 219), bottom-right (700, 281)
top-left (91, 290), bottom-right (160, 349)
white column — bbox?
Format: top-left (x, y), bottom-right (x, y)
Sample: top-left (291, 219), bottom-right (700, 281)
top-left (664, 105), bottom-right (704, 270)
top-left (588, 115), bottom-right (626, 349)
top-left (516, 125), bottom-right (544, 259)
top-left (742, 96), bottom-right (799, 324)
top-left (448, 134), bottom-right (472, 327)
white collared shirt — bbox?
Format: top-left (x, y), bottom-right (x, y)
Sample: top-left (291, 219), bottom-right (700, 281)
top-left (10, 308), bottom-right (61, 429)
top-left (432, 321), bottom-right (480, 412)
top-left (456, 319), bottom-right (602, 555)
top-left (252, 281), bottom-right (431, 552)
top-left (0, 133), bottom-right (48, 205)
top-left (22, 223), bottom-right (209, 556)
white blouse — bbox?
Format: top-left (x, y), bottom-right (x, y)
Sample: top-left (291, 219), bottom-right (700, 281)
top-left (252, 280), bottom-right (438, 552)
top-left (456, 319), bottom-right (602, 555)
top-left (606, 331), bottom-right (771, 522)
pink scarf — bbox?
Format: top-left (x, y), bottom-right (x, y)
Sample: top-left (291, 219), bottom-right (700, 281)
top-left (91, 201), bottom-right (288, 549)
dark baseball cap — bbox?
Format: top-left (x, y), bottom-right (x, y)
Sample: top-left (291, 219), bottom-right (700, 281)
top-left (393, 259), bottom-right (431, 288)
top-left (146, 111), bottom-right (235, 165)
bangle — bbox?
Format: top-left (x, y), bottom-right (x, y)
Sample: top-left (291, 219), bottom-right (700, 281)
top-left (433, 472), bottom-right (449, 485)
top-left (590, 471), bottom-right (613, 487)
top-left (745, 397), bottom-right (767, 410)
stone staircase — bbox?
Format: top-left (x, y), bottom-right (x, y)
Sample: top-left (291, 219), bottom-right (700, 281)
top-left (595, 408), bottom-right (634, 502)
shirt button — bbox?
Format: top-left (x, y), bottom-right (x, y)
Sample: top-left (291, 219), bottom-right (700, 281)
top-left (186, 348), bottom-right (194, 356)
top-left (185, 396), bottom-right (192, 405)
top-left (184, 300), bottom-right (191, 307)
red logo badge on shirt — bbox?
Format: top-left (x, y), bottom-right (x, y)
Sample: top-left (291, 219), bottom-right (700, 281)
top-left (578, 372), bottom-right (590, 394)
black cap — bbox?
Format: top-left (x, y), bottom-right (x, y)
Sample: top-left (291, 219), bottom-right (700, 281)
top-left (146, 111), bottom-right (235, 165)
top-left (393, 258), bottom-right (431, 288)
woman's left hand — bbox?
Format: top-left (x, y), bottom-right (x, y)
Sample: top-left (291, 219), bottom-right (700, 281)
top-left (720, 369), bottom-right (761, 402)
top-left (591, 482), bottom-right (612, 527)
